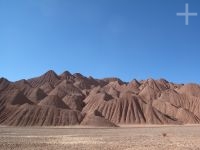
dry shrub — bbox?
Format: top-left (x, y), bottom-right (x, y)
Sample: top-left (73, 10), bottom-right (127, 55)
top-left (162, 133), bottom-right (167, 137)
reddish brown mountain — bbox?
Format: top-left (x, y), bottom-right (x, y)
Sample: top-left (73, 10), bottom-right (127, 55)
top-left (0, 70), bottom-right (200, 126)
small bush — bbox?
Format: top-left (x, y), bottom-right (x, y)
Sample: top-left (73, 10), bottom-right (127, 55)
top-left (162, 133), bottom-right (167, 137)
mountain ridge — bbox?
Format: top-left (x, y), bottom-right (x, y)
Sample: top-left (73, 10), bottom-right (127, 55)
top-left (0, 70), bottom-right (200, 126)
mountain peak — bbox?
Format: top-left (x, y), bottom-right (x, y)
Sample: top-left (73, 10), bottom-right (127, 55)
top-left (60, 71), bottom-right (73, 80)
top-left (27, 70), bottom-right (59, 87)
top-left (61, 71), bottom-right (71, 75)
top-left (44, 70), bottom-right (58, 76)
top-left (0, 77), bottom-right (10, 83)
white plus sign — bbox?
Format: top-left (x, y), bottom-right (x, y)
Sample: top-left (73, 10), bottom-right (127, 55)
top-left (176, 3), bottom-right (198, 25)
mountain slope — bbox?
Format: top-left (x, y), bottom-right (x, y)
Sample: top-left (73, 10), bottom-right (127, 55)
top-left (1, 70), bottom-right (200, 126)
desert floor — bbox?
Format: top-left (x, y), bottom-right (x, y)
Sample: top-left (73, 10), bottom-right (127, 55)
top-left (1, 125), bottom-right (200, 150)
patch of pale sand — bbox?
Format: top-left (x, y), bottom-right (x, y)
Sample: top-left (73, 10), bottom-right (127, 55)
top-left (118, 124), bottom-right (200, 128)
top-left (1, 126), bottom-right (200, 150)
top-left (0, 136), bottom-right (199, 150)
top-left (50, 135), bottom-right (200, 150)
top-left (44, 133), bottom-right (195, 149)
top-left (49, 136), bottom-right (106, 145)
top-left (167, 136), bottom-right (200, 149)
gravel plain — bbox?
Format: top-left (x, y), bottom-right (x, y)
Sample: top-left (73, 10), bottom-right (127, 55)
top-left (1, 125), bottom-right (200, 150)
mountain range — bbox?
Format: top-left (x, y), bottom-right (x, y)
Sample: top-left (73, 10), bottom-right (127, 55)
top-left (1, 70), bottom-right (200, 126)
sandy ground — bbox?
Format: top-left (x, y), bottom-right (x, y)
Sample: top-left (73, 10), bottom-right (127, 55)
top-left (1, 125), bottom-right (200, 150)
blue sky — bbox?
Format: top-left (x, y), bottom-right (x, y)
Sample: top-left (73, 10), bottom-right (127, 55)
top-left (0, 0), bottom-right (200, 83)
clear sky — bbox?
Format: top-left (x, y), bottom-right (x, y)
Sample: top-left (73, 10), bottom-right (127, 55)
top-left (0, 0), bottom-right (200, 83)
